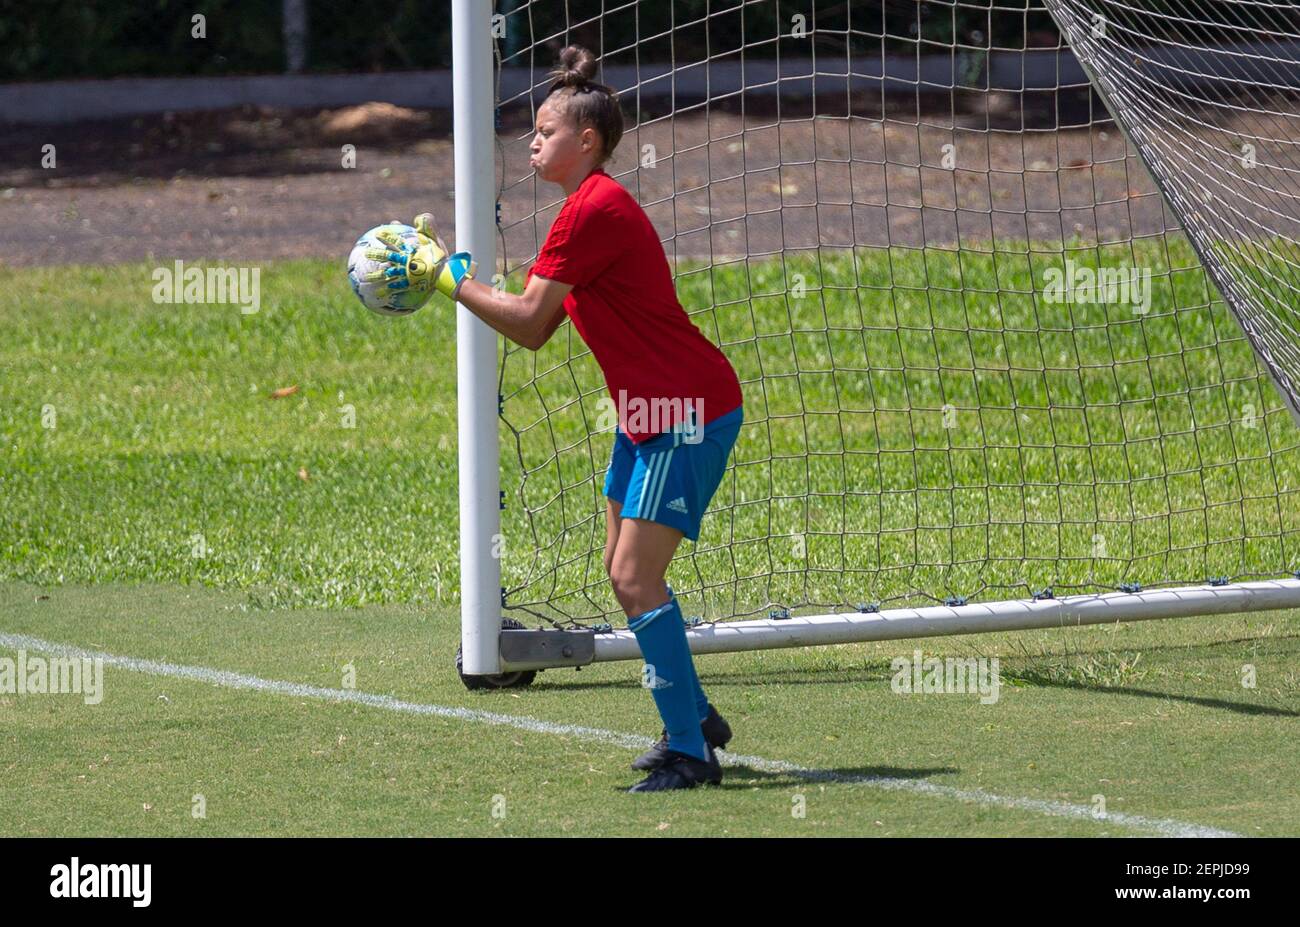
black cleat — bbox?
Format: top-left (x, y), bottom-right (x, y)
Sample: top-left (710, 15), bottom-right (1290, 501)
top-left (631, 704), bottom-right (732, 771)
top-left (627, 744), bottom-right (723, 792)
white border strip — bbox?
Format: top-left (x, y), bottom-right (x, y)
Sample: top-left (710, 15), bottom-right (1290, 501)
top-left (0, 631), bottom-right (1240, 838)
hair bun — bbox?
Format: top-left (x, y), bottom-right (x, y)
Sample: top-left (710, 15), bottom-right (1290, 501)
top-left (550, 44), bottom-right (599, 88)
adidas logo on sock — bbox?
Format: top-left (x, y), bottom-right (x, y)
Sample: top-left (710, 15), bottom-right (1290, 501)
top-left (666, 497), bottom-right (688, 514)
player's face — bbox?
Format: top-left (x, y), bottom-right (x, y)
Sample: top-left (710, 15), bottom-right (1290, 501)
top-left (530, 99), bottom-right (597, 183)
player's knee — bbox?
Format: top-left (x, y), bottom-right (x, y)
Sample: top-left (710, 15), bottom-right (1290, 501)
top-left (608, 564), bottom-right (654, 613)
top-left (608, 564), bottom-right (635, 604)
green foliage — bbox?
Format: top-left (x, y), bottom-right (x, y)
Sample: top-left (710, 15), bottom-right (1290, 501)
top-left (2, 0), bottom-right (1050, 81)
top-left (0, 0), bottom-right (450, 81)
top-left (0, 1), bottom-right (282, 81)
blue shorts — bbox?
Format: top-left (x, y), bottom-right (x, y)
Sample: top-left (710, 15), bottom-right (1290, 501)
top-left (602, 405), bottom-right (744, 541)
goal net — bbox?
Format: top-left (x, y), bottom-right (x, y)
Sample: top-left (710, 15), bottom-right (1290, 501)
top-left (485, 0), bottom-right (1300, 629)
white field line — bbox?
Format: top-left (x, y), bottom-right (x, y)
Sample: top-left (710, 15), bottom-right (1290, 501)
top-left (0, 631), bottom-right (1240, 838)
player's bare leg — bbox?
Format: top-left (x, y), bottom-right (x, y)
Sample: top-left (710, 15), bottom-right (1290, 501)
top-left (612, 517), bottom-right (727, 791)
top-left (603, 498), bottom-right (622, 579)
top-left (608, 516), bottom-right (681, 617)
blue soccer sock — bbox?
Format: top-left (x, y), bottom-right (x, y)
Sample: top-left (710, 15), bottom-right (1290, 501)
top-left (628, 595), bottom-right (709, 762)
top-left (685, 658), bottom-right (711, 723)
top-left (665, 585), bottom-right (711, 722)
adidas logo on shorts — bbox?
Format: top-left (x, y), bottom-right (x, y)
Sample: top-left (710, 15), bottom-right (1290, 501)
top-left (667, 497), bottom-right (689, 514)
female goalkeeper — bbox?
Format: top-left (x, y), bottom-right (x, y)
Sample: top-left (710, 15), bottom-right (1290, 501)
top-left (378, 45), bottom-right (743, 793)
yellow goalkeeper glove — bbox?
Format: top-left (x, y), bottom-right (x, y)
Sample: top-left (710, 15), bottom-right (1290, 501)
top-left (365, 212), bottom-right (477, 301)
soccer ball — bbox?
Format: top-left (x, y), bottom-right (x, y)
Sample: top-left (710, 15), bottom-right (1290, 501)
top-left (346, 223), bottom-right (434, 316)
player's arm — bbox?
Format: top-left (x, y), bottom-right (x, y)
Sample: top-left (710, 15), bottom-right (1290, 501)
top-left (455, 273), bottom-right (572, 351)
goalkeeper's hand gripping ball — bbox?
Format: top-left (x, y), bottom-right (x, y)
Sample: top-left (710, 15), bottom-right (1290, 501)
top-left (346, 213), bottom-right (477, 316)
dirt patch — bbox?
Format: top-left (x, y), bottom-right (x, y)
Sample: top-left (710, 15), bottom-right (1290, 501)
top-left (0, 101), bottom-right (1175, 270)
top-left (0, 104), bottom-right (456, 267)
top-left (0, 103), bottom-right (449, 186)
top-left (314, 102), bottom-right (433, 142)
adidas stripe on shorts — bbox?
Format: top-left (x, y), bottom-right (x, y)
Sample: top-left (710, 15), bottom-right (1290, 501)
top-left (602, 405), bottom-right (744, 541)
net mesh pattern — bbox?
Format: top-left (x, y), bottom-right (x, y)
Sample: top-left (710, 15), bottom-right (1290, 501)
top-left (488, 0), bottom-right (1300, 628)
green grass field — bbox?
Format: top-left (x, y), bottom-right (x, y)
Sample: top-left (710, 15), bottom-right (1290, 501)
top-left (2, 251), bottom-right (1298, 835)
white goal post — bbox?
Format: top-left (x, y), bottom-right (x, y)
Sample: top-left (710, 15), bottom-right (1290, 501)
top-left (453, 0), bottom-right (503, 676)
top-left (454, 0), bottom-right (1300, 680)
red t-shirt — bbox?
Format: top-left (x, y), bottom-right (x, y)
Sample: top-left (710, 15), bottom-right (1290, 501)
top-left (525, 166), bottom-right (743, 444)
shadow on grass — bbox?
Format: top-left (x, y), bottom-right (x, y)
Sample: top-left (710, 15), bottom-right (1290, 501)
top-left (527, 666), bottom-right (898, 692)
top-left (613, 764), bottom-right (959, 793)
top-left (994, 675), bottom-right (1299, 718)
top-left (992, 630), bottom-right (1300, 715)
